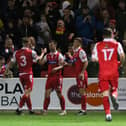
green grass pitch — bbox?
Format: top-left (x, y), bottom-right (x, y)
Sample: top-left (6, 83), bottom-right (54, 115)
top-left (0, 111), bottom-right (126, 126)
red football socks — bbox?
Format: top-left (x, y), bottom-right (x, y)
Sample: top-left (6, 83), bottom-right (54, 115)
top-left (26, 96), bottom-right (32, 110)
top-left (81, 95), bottom-right (87, 111)
top-left (19, 94), bottom-right (27, 108)
top-left (43, 97), bottom-right (50, 110)
top-left (60, 95), bottom-right (65, 110)
top-left (103, 96), bottom-right (111, 115)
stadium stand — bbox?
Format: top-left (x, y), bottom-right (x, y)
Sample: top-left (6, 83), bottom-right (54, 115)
top-left (0, 0), bottom-right (126, 77)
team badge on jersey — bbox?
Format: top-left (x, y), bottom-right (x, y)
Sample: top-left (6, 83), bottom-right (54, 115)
top-left (104, 44), bottom-right (109, 49)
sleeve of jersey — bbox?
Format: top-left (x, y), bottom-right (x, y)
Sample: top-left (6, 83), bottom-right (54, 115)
top-left (58, 53), bottom-right (65, 63)
top-left (32, 50), bottom-right (38, 63)
top-left (117, 43), bottom-right (124, 55)
top-left (79, 50), bottom-right (87, 62)
top-left (11, 51), bottom-right (16, 63)
top-left (43, 55), bottom-right (47, 63)
top-left (92, 44), bottom-right (98, 61)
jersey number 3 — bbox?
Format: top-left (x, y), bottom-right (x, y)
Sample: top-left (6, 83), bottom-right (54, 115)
top-left (20, 56), bottom-right (27, 67)
top-left (102, 48), bottom-right (114, 61)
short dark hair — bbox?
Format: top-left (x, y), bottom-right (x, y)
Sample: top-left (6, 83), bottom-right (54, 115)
top-left (82, 5), bottom-right (89, 10)
top-left (49, 40), bottom-right (57, 46)
top-left (74, 37), bottom-right (83, 45)
top-left (103, 28), bottom-right (112, 38)
top-left (22, 37), bottom-right (29, 44)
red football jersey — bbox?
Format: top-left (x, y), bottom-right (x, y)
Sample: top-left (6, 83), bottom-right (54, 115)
top-left (73, 47), bottom-right (87, 76)
top-left (43, 51), bottom-right (64, 77)
top-left (92, 38), bottom-right (124, 80)
top-left (12, 47), bottom-right (37, 75)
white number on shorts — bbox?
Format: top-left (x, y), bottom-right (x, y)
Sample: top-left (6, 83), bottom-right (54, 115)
top-left (20, 56), bottom-right (27, 67)
top-left (102, 48), bottom-right (114, 61)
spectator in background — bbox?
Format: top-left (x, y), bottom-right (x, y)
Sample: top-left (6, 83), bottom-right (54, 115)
top-left (0, 0), bottom-right (8, 17)
top-left (116, 0), bottom-right (126, 42)
top-left (29, 0), bottom-right (41, 22)
top-left (24, 8), bottom-right (33, 18)
top-left (54, 19), bottom-right (68, 54)
top-left (94, 7), bottom-right (104, 41)
top-left (61, 1), bottom-right (75, 42)
top-left (18, 15), bottom-right (36, 41)
top-left (1, 37), bottom-right (14, 63)
top-left (73, 0), bottom-right (87, 11)
top-left (4, 20), bottom-right (19, 49)
top-left (87, 0), bottom-right (100, 10)
top-left (45, 1), bottom-right (60, 35)
top-left (0, 55), bottom-right (13, 78)
top-left (102, 9), bottom-right (110, 28)
top-left (0, 56), bottom-right (6, 77)
top-left (60, 1), bottom-right (74, 18)
top-left (22, 0), bottom-right (33, 8)
top-left (75, 6), bottom-right (95, 44)
top-left (74, 0), bottom-right (87, 17)
top-left (109, 19), bottom-right (118, 40)
top-left (0, 18), bottom-right (5, 50)
top-left (100, 0), bottom-right (115, 19)
top-left (4, 0), bottom-right (18, 21)
top-left (35, 14), bottom-right (51, 48)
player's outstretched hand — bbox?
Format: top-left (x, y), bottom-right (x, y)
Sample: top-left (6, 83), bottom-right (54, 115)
top-left (51, 65), bottom-right (64, 74)
top-left (41, 48), bottom-right (47, 54)
top-left (63, 61), bottom-right (68, 67)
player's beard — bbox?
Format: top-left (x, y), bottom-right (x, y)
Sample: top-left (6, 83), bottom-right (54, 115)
top-left (50, 48), bottom-right (56, 53)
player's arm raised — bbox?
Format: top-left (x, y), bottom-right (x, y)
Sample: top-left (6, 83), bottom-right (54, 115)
top-left (39, 53), bottom-right (48, 65)
top-left (32, 48), bottom-right (47, 65)
top-left (35, 48), bottom-right (47, 64)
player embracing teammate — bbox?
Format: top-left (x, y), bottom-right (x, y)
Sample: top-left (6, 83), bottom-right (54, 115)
top-left (40, 38), bottom-right (88, 116)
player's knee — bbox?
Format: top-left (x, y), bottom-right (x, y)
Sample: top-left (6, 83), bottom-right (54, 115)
top-left (58, 93), bottom-right (62, 98)
top-left (24, 88), bottom-right (31, 96)
top-left (56, 91), bottom-right (62, 98)
top-left (45, 93), bottom-right (50, 98)
top-left (45, 90), bottom-right (51, 98)
top-left (79, 88), bottom-right (85, 95)
top-left (102, 90), bottom-right (109, 96)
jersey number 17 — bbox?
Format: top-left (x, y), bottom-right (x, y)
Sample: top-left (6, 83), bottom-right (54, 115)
top-left (102, 48), bottom-right (114, 61)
